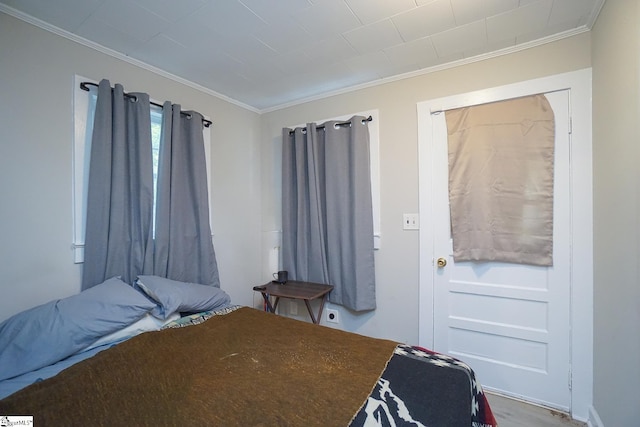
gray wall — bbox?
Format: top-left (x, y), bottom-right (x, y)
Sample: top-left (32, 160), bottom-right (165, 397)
top-left (0, 12), bottom-right (264, 320)
top-left (591, 0), bottom-right (640, 426)
top-left (260, 34), bottom-right (592, 345)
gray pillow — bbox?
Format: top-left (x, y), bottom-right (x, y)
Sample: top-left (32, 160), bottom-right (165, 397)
top-left (0, 277), bottom-right (157, 381)
top-left (136, 275), bottom-right (231, 320)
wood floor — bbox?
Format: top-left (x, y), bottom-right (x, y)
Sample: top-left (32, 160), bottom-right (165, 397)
top-left (485, 393), bottom-right (587, 427)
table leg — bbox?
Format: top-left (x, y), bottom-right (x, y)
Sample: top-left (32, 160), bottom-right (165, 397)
top-left (303, 295), bottom-right (329, 325)
top-left (316, 294), bottom-right (328, 324)
top-left (303, 299), bottom-right (317, 324)
top-left (260, 292), bottom-right (276, 313)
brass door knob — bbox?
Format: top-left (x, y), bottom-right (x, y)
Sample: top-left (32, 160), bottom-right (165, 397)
top-left (436, 257), bottom-right (447, 268)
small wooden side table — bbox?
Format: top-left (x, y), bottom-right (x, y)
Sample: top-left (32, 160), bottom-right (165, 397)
top-left (253, 280), bottom-right (334, 324)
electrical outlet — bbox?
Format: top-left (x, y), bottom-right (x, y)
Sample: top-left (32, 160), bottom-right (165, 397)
top-left (289, 300), bottom-right (298, 315)
top-left (326, 308), bottom-right (339, 324)
top-left (403, 213), bottom-right (419, 230)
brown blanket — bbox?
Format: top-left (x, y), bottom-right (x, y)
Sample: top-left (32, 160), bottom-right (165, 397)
top-left (0, 307), bottom-right (397, 426)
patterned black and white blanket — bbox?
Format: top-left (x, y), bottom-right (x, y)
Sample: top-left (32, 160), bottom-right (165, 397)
top-left (350, 345), bottom-right (497, 427)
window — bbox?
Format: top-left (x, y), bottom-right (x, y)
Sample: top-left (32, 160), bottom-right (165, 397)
top-left (72, 75), bottom-right (212, 263)
top-left (150, 109), bottom-right (162, 235)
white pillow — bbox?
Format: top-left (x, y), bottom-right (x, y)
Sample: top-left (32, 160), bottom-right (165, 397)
top-left (83, 312), bottom-right (181, 352)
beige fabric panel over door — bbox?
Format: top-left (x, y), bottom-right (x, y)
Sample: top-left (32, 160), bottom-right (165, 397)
top-left (445, 94), bottom-right (555, 266)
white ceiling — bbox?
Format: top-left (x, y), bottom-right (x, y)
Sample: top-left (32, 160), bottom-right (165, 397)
top-left (1, 0), bottom-right (604, 112)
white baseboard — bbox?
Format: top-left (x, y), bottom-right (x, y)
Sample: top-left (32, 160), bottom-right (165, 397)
top-left (588, 406), bottom-right (604, 427)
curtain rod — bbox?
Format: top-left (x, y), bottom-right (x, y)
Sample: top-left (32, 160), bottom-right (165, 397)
top-left (80, 81), bottom-right (212, 128)
top-left (289, 115), bottom-right (373, 135)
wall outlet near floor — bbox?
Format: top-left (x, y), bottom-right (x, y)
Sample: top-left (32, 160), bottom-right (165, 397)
top-left (326, 308), bottom-right (339, 324)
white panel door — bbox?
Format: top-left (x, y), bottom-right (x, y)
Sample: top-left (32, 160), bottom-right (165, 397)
top-left (430, 90), bottom-right (571, 410)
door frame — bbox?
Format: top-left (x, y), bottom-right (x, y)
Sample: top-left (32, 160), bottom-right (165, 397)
top-left (416, 69), bottom-right (593, 421)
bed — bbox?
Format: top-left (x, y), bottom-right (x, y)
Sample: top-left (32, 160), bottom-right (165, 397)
top-left (0, 276), bottom-right (497, 426)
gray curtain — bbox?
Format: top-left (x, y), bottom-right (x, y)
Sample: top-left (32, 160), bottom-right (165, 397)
top-left (82, 79), bottom-right (154, 289)
top-left (282, 116), bottom-right (375, 311)
top-left (154, 103), bottom-right (220, 286)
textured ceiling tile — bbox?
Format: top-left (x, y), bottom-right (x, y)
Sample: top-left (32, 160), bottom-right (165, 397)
top-left (431, 19), bottom-right (487, 57)
top-left (197, 1), bottom-right (267, 36)
top-left (306, 36), bottom-right (358, 65)
top-left (133, 33), bottom-right (188, 64)
top-left (89, 0), bottom-right (172, 42)
top-left (548, 0), bottom-right (596, 26)
top-left (163, 12), bottom-right (226, 52)
top-left (450, 0), bottom-right (518, 25)
top-left (220, 34), bottom-right (277, 63)
top-left (295, 0), bottom-right (361, 39)
top-left (271, 49), bottom-right (318, 76)
top-left (192, 66), bottom-right (255, 99)
top-left (132, 36), bottom-right (205, 81)
top-left (237, 58), bottom-right (287, 85)
top-left (392, 0), bottom-right (456, 42)
top-left (76, 17), bottom-right (145, 55)
top-left (343, 19), bottom-right (404, 55)
top-left (240, 0), bottom-right (312, 24)
top-left (345, 0), bottom-right (416, 25)
top-left (486, 0), bottom-right (553, 43)
top-left (517, 0), bottom-right (541, 5)
top-left (1, 0), bottom-right (102, 32)
top-left (374, 56), bottom-right (421, 79)
top-left (298, 61), bottom-right (361, 92)
top-left (345, 51), bottom-right (392, 79)
top-left (254, 19), bottom-right (316, 54)
top-left (133, 0), bottom-right (206, 23)
top-left (383, 37), bottom-right (438, 69)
